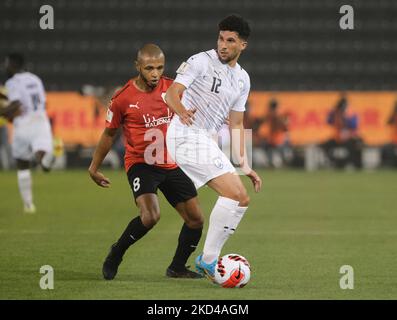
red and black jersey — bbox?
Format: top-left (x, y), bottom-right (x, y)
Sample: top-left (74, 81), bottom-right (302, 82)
top-left (106, 76), bottom-right (177, 172)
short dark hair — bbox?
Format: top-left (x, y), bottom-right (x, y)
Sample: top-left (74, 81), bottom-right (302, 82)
top-left (6, 53), bottom-right (25, 69)
top-left (218, 15), bottom-right (251, 41)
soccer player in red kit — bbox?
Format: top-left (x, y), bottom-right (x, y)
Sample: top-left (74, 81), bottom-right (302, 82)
top-left (88, 44), bottom-right (204, 280)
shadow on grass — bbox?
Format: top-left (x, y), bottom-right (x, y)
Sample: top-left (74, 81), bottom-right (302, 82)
top-left (55, 269), bottom-right (102, 281)
top-left (54, 270), bottom-right (182, 284)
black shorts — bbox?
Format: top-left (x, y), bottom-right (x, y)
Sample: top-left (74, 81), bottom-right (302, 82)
top-left (127, 163), bottom-right (198, 207)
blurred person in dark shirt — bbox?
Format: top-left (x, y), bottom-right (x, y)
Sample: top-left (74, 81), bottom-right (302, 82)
top-left (253, 99), bottom-right (292, 168)
top-left (322, 95), bottom-right (363, 169)
top-left (381, 102), bottom-right (397, 167)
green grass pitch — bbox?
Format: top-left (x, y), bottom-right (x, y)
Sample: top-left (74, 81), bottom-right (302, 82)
top-left (0, 169), bottom-right (396, 299)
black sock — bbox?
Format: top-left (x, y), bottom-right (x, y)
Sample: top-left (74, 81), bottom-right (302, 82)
top-left (169, 223), bottom-right (202, 271)
top-left (113, 216), bottom-right (151, 257)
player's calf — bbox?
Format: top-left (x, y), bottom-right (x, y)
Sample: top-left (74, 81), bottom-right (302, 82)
top-left (102, 216), bottom-right (151, 280)
top-left (201, 196), bottom-right (249, 266)
top-left (36, 151), bottom-right (55, 172)
top-left (167, 223), bottom-right (203, 278)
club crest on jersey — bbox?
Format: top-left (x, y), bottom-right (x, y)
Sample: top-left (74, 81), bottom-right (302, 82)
top-left (213, 157), bottom-right (224, 169)
top-left (143, 108), bottom-right (173, 128)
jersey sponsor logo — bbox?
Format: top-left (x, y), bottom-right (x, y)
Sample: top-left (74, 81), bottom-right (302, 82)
top-left (214, 69), bottom-right (221, 78)
top-left (142, 108), bottom-right (173, 128)
top-left (106, 108), bottom-right (113, 122)
top-left (176, 62), bottom-right (189, 74)
top-left (129, 102), bottom-right (139, 109)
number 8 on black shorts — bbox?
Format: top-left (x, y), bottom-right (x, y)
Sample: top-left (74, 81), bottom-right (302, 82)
top-left (127, 163), bottom-right (198, 208)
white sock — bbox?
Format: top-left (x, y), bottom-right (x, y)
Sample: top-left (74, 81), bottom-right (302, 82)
top-left (202, 196), bottom-right (248, 264)
top-left (41, 152), bottom-right (54, 170)
top-left (17, 169), bottom-right (33, 208)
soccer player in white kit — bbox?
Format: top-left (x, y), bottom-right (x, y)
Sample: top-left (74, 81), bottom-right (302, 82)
top-left (1, 53), bottom-right (54, 214)
top-left (165, 15), bottom-right (262, 279)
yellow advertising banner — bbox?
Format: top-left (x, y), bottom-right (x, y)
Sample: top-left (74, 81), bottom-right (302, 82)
top-left (46, 92), bottom-right (106, 147)
top-left (248, 92), bottom-right (397, 145)
top-left (43, 91), bottom-right (397, 147)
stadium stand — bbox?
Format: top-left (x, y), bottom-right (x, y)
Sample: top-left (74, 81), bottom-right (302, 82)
top-left (1, 0), bottom-right (397, 91)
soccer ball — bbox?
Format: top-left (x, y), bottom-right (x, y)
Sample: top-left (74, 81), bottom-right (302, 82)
top-left (214, 253), bottom-right (251, 288)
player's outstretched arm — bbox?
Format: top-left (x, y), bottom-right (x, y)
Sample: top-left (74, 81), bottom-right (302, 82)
top-left (88, 128), bottom-right (118, 188)
top-left (165, 83), bottom-right (196, 126)
top-left (229, 110), bottom-right (262, 193)
top-left (0, 100), bottom-right (22, 121)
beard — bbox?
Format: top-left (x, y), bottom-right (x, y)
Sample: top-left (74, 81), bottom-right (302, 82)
top-left (140, 73), bottom-right (157, 89)
top-left (218, 51), bottom-right (239, 64)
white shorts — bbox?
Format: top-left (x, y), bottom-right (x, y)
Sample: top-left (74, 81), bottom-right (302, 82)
top-left (12, 113), bottom-right (53, 161)
top-left (166, 117), bottom-right (235, 189)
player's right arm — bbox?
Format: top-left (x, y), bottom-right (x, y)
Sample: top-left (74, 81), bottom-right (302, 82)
top-left (165, 83), bottom-right (196, 126)
top-left (89, 97), bottom-right (123, 188)
top-left (166, 54), bottom-right (207, 126)
top-left (88, 128), bottom-right (118, 188)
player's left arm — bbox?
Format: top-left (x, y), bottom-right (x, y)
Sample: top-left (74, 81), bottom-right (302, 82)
top-left (3, 80), bottom-right (23, 120)
top-left (229, 110), bottom-right (262, 193)
top-left (0, 100), bottom-right (22, 121)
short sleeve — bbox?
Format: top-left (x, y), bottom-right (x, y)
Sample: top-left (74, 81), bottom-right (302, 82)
top-left (174, 53), bottom-right (207, 89)
top-left (5, 79), bottom-right (22, 102)
top-left (37, 78), bottom-right (46, 105)
top-left (232, 74), bottom-right (250, 112)
top-left (105, 98), bottom-right (123, 129)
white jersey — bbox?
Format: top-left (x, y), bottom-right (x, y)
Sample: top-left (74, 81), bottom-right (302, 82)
top-left (5, 72), bottom-right (47, 127)
top-left (5, 72), bottom-right (52, 160)
top-left (174, 49), bottom-right (250, 132)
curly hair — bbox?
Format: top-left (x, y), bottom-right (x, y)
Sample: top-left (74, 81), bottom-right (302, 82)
top-left (218, 15), bottom-right (251, 41)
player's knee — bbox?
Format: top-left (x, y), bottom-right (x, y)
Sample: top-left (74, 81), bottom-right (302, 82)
top-left (185, 214), bottom-right (204, 229)
top-left (35, 151), bottom-right (45, 163)
top-left (239, 193), bottom-right (250, 207)
top-left (227, 189), bottom-right (250, 207)
top-left (234, 192), bottom-right (250, 207)
top-left (140, 209), bottom-right (161, 228)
